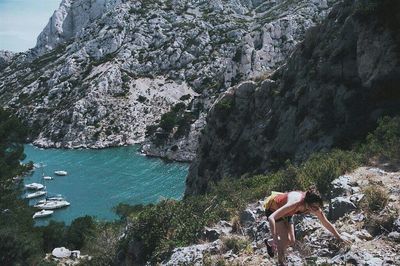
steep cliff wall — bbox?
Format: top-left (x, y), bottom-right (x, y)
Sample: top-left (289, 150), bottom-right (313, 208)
top-left (34, 0), bottom-right (121, 56)
top-left (186, 0), bottom-right (400, 195)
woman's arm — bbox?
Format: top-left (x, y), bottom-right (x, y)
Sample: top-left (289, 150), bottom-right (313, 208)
top-left (312, 209), bottom-right (350, 243)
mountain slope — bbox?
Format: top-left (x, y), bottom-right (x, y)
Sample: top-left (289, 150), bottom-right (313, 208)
top-left (0, 0), bottom-right (333, 153)
top-left (186, 0), bottom-right (400, 195)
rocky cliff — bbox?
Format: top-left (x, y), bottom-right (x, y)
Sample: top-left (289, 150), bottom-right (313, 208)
top-left (0, 0), bottom-right (333, 155)
top-left (186, 0), bottom-right (400, 195)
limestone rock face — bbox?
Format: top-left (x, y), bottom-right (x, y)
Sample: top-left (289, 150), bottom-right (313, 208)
top-left (35, 0), bottom-right (121, 56)
top-left (186, 1), bottom-right (400, 195)
top-left (0, 0), bottom-right (333, 157)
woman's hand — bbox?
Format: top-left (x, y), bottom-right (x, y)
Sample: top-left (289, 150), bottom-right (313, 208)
top-left (338, 234), bottom-right (352, 245)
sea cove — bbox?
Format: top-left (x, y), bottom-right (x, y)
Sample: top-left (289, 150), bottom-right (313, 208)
top-left (23, 144), bottom-right (188, 225)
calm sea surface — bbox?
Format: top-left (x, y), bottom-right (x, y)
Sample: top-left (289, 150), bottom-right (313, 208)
top-left (23, 144), bottom-right (188, 225)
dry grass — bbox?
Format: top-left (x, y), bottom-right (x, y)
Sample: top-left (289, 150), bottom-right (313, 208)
top-left (230, 216), bottom-right (242, 234)
top-left (361, 185), bottom-right (389, 212)
top-left (221, 236), bottom-right (251, 255)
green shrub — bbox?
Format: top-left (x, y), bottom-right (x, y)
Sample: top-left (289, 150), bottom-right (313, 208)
top-left (215, 97), bottom-right (234, 119)
top-left (172, 102), bottom-right (186, 113)
top-left (82, 222), bottom-right (121, 266)
top-left (359, 116), bottom-right (400, 163)
top-left (137, 95), bottom-right (147, 103)
top-left (222, 236), bottom-right (250, 254)
top-left (114, 203), bottom-right (147, 220)
top-left (364, 212), bottom-right (397, 236)
top-left (232, 49), bottom-right (242, 63)
top-left (147, 103), bottom-right (191, 140)
top-left (159, 112), bottom-right (177, 133)
top-left (145, 125), bottom-right (158, 137)
top-left (296, 150), bottom-right (362, 198)
top-left (179, 94), bottom-right (191, 101)
top-left (65, 216), bottom-right (96, 250)
top-left (175, 112), bottom-right (194, 139)
top-left (41, 221), bottom-right (66, 252)
top-left (122, 199), bottom-right (208, 263)
top-left (362, 186), bottom-right (389, 213)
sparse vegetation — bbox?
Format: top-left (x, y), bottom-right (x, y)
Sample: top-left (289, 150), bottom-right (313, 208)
top-left (179, 94), bottom-right (191, 101)
top-left (145, 102), bottom-right (195, 145)
top-left (359, 116), bottom-right (400, 164)
top-left (221, 236), bottom-right (251, 254)
top-left (138, 95), bottom-right (148, 103)
top-left (364, 213), bottom-right (397, 236)
top-left (215, 97), bottom-right (234, 119)
top-left (362, 186), bottom-right (389, 212)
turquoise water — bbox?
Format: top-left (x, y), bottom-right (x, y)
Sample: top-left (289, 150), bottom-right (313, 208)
top-left (0, 0), bottom-right (61, 51)
top-left (22, 144), bottom-right (188, 225)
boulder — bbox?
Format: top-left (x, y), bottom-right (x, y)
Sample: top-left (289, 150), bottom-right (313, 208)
top-left (217, 220), bottom-right (233, 235)
top-left (163, 243), bottom-right (209, 266)
top-left (240, 208), bottom-right (256, 226)
top-left (349, 193), bottom-right (365, 204)
top-left (329, 197), bottom-right (357, 221)
top-left (331, 175), bottom-right (352, 197)
top-left (163, 239), bottom-right (224, 265)
top-left (388, 232), bottom-right (400, 243)
top-left (202, 227), bottom-right (221, 242)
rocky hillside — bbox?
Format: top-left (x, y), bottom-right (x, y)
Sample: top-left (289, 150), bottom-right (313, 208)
top-left (186, 0), bottom-right (400, 194)
top-left (165, 166), bottom-right (400, 265)
top-left (0, 0), bottom-right (333, 157)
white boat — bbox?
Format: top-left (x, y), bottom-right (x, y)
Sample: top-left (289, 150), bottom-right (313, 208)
top-left (43, 176), bottom-right (53, 180)
top-left (37, 196), bottom-right (65, 204)
top-left (54, 170), bottom-right (68, 176)
top-left (34, 200), bottom-right (70, 210)
top-left (26, 190), bottom-right (46, 199)
top-left (25, 183), bottom-right (45, 190)
top-left (33, 210), bottom-right (54, 219)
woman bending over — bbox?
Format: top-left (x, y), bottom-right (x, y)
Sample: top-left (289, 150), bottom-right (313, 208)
top-left (264, 187), bottom-right (350, 265)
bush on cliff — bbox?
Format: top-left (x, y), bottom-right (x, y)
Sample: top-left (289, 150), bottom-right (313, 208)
top-left (359, 116), bottom-right (400, 164)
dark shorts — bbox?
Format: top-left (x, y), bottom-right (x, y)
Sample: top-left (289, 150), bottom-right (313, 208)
top-left (265, 209), bottom-right (294, 224)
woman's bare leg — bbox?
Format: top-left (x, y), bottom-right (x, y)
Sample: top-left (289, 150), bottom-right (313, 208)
top-left (276, 221), bottom-right (289, 265)
top-left (287, 223), bottom-right (295, 246)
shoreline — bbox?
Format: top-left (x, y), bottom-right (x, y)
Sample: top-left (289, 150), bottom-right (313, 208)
top-left (26, 141), bottom-right (194, 164)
